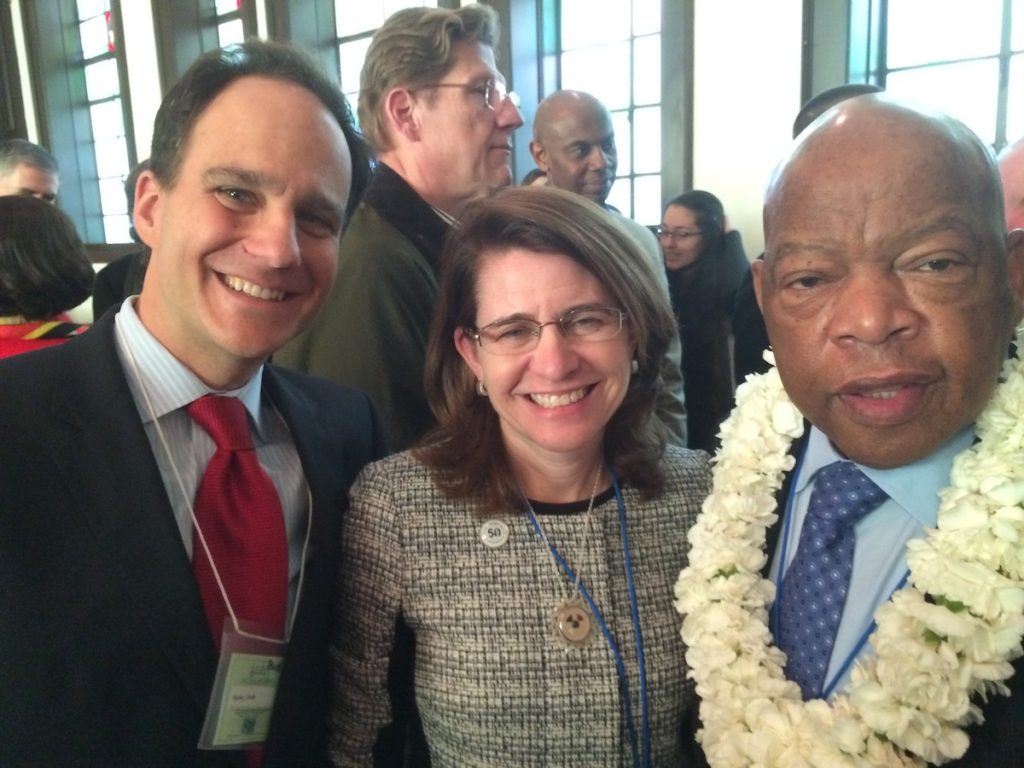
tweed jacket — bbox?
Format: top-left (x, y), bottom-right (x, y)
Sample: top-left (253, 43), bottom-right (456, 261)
top-left (330, 446), bottom-right (711, 767)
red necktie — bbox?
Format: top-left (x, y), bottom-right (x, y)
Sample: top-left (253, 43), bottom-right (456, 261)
top-left (188, 395), bottom-right (288, 646)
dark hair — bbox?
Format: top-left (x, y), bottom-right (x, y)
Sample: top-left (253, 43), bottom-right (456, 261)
top-left (665, 190), bottom-right (725, 262)
top-left (416, 186), bottom-right (676, 516)
top-left (662, 190), bottom-right (735, 322)
top-left (149, 39), bottom-right (370, 220)
top-left (792, 83), bottom-right (883, 138)
top-left (520, 168), bottom-right (547, 186)
top-left (0, 139), bottom-right (58, 176)
top-left (0, 196), bottom-right (93, 319)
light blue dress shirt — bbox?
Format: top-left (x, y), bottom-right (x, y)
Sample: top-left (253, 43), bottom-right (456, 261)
top-left (113, 298), bottom-right (309, 621)
top-left (769, 424), bottom-right (974, 694)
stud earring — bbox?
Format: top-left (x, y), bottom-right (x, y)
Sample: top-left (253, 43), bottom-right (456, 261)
top-left (630, 359), bottom-right (639, 374)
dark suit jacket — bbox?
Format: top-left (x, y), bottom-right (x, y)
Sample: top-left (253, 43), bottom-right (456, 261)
top-left (767, 436), bottom-right (1023, 767)
top-left (0, 311), bottom-right (388, 768)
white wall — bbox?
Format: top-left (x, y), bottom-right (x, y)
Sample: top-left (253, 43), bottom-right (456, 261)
top-left (691, 0), bottom-right (804, 258)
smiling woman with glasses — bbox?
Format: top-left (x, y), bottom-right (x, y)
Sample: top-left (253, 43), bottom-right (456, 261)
top-left (469, 305), bottom-right (627, 354)
top-left (329, 185), bottom-right (711, 767)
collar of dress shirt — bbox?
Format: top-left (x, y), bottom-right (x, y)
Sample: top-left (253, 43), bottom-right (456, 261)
top-left (113, 296), bottom-right (266, 434)
top-left (797, 424), bottom-right (975, 527)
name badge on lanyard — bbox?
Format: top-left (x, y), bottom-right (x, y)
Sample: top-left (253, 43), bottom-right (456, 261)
top-left (198, 619), bottom-right (287, 750)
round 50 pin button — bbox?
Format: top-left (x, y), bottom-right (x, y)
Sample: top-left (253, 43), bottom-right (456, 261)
top-left (480, 520), bottom-right (509, 548)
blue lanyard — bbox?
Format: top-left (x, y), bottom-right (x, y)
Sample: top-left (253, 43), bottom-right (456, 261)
top-left (773, 457), bottom-right (909, 699)
top-left (525, 469), bottom-right (649, 768)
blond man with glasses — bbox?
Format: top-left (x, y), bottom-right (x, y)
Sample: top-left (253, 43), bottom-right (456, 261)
top-left (278, 3), bottom-right (523, 454)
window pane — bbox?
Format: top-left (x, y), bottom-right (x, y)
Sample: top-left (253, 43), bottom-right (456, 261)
top-left (99, 176), bottom-right (127, 215)
top-left (104, 214), bottom-right (132, 245)
top-left (886, 0), bottom-right (1002, 68)
top-left (634, 0), bottom-right (660, 37)
top-left (606, 177), bottom-right (632, 218)
top-left (633, 174), bottom-right (661, 225)
top-left (561, 0), bottom-right (631, 49)
top-left (384, 0), bottom-right (433, 18)
top-left (340, 38), bottom-right (372, 95)
top-left (79, 15), bottom-right (110, 59)
top-left (633, 106), bottom-right (660, 174)
top-left (1009, 54), bottom-right (1024, 142)
top-left (93, 136), bottom-right (129, 179)
top-left (1014, 0), bottom-right (1024, 50)
top-left (85, 59), bottom-right (119, 102)
top-left (885, 59), bottom-right (999, 145)
top-left (611, 110), bottom-right (632, 176)
top-left (634, 34), bottom-right (660, 106)
top-left (561, 42), bottom-right (631, 110)
top-left (89, 99), bottom-right (124, 140)
top-left (76, 0), bottom-right (108, 21)
top-left (338, 0), bottom-right (385, 37)
top-left (336, 0), bottom-right (434, 37)
top-left (218, 19), bottom-right (245, 47)
top-left (215, 0), bottom-right (240, 14)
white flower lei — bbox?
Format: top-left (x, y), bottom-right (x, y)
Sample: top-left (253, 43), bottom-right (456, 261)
top-left (674, 340), bottom-right (1024, 767)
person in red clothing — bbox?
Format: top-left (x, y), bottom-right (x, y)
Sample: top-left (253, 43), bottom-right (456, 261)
top-left (0, 195), bottom-right (93, 358)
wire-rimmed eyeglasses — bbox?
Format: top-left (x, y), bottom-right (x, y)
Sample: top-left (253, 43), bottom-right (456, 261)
top-left (468, 306), bottom-right (627, 355)
top-left (656, 226), bottom-right (701, 243)
top-left (419, 78), bottom-right (521, 112)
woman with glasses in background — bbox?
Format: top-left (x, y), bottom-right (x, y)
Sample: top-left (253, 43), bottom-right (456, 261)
top-left (330, 186), bottom-right (710, 767)
top-left (658, 190), bottom-right (749, 452)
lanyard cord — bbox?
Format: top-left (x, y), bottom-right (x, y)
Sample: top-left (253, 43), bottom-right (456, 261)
top-left (119, 321), bottom-right (310, 644)
top-left (820, 571), bottom-right (909, 699)
top-left (612, 472), bottom-right (650, 767)
top-left (525, 468), bottom-right (649, 768)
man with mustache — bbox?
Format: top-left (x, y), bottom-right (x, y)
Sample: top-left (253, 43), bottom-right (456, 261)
top-left (530, 89), bottom-right (688, 446)
top-left (681, 95), bottom-right (1024, 767)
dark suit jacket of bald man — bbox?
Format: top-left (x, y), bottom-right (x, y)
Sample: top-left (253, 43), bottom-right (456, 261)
top-left (0, 310), bottom-right (389, 767)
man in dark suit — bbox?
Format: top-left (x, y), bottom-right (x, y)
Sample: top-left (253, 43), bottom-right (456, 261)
top-left (745, 96), bottom-right (1024, 764)
top-left (0, 40), bottom-right (386, 767)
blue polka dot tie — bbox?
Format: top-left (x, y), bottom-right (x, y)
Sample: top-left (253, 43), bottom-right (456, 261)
top-left (776, 460), bottom-right (887, 699)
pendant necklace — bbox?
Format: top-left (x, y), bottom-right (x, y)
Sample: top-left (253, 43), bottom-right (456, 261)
top-left (525, 465), bottom-right (603, 650)
top-left (524, 466), bottom-right (651, 767)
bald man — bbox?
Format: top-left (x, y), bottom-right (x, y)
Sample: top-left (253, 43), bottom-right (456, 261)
top-left (684, 95), bottom-right (1024, 767)
top-left (531, 89), bottom-right (688, 447)
top-left (999, 135), bottom-right (1024, 231)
